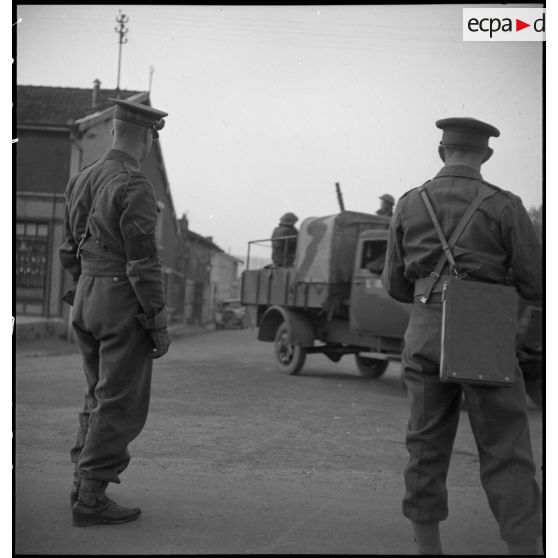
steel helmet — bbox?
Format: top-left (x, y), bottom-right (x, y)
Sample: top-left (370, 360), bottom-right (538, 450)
top-left (379, 194), bottom-right (395, 205)
top-left (280, 212), bottom-right (299, 225)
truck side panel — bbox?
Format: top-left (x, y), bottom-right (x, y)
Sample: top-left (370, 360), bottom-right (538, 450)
top-left (241, 268), bottom-right (350, 311)
top-left (242, 269), bottom-right (292, 306)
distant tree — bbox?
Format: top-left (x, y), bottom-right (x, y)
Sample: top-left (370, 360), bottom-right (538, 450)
top-left (528, 204), bottom-right (543, 241)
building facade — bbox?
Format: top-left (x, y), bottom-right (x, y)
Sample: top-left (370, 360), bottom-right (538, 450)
top-left (176, 215), bottom-right (231, 325)
top-left (211, 251), bottom-right (243, 303)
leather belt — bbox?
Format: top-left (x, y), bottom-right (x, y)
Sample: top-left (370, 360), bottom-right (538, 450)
top-left (414, 275), bottom-right (453, 295)
top-left (81, 255), bottom-right (127, 276)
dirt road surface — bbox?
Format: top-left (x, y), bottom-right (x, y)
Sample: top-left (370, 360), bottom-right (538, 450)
top-left (14, 328), bottom-right (543, 555)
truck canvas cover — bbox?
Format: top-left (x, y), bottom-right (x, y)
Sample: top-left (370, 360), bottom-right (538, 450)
top-left (294, 211), bottom-right (388, 284)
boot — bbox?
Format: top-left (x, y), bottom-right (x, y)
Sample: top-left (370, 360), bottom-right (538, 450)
top-left (412, 522), bottom-right (443, 555)
top-left (70, 480), bottom-right (80, 507)
top-left (70, 468), bottom-right (80, 507)
top-left (72, 479), bottom-right (141, 527)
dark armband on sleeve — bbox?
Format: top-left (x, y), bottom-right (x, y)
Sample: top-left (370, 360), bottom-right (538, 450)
top-left (125, 234), bottom-right (157, 260)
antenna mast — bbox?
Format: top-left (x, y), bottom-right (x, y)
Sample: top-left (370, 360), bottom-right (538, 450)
top-left (149, 65), bottom-right (155, 94)
top-left (114, 10), bottom-right (129, 96)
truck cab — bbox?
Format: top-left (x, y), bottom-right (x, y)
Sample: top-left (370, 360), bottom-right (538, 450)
top-left (350, 229), bottom-right (410, 338)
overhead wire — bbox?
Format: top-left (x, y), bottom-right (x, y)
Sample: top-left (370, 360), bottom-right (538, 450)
top-left (17, 6), bottom-right (535, 67)
top-left (18, 6), bottom-right (463, 51)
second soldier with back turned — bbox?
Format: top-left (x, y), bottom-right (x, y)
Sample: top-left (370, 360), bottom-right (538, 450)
top-left (60, 98), bottom-right (171, 527)
top-left (382, 117), bottom-right (542, 555)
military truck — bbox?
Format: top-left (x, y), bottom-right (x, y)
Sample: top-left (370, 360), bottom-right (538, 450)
top-left (241, 211), bottom-right (408, 378)
top-left (240, 210), bottom-right (542, 405)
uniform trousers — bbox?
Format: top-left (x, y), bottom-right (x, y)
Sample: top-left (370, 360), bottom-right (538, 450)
top-left (70, 256), bottom-right (153, 484)
top-left (402, 302), bottom-right (541, 545)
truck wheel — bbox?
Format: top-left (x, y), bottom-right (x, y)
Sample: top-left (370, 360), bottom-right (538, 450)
top-left (274, 323), bottom-right (306, 375)
top-left (355, 355), bottom-right (389, 378)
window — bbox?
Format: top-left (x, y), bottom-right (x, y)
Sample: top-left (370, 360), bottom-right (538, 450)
top-left (360, 240), bottom-right (387, 275)
top-left (16, 221), bottom-right (49, 315)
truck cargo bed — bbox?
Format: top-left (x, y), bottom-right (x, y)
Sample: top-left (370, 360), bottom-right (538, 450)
top-left (241, 267), bottom-right (351, 311)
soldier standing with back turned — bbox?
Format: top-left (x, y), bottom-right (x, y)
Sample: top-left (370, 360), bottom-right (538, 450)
top-left (381, 117), bottom-right (542, 555)
top-left (271, 212), bottom-right (299, 267)
top-left (59, 98), bottom-right (171, 527)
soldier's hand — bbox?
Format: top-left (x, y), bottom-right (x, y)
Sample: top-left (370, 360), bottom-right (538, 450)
top-left (149, 328), bottom-right (171, 359)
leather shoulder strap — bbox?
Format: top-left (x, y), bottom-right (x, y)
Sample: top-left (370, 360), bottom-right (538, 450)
top-left (417, 183), bottom-right (495, 302)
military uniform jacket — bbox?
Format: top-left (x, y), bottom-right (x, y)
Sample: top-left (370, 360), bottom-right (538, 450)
top-left (59, 148), bottom-right (166, 319)
top-left (381, 164), bottom-right (542, 303)
top-left (376, 207), bottom-right (393, 217)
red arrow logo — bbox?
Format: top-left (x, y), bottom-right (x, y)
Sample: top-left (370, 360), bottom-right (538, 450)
top-left (516, 19), bottom-right (530, 31)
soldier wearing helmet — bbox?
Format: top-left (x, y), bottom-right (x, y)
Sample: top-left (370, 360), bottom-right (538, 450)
top-left (59, 98), bottom-right (171, 527)
top-left (381, 117), bottom-right (542, 555)
top-left (376, 193), bottom-right (395, 217)
top-left (271, 212), bottom-right (299, 267)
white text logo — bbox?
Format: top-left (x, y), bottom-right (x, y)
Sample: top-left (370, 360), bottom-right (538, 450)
top-left (463, 8), bottom-right (545, 42)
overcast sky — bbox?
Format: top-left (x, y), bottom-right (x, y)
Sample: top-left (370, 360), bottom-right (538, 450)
top-left (15, 3), bottom-right (543, 260)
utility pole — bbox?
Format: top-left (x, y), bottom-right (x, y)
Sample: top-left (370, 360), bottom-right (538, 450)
top-left (149, 65), bottom-right (154, 94)
top-left (114, 10), bottom-right (129, 96)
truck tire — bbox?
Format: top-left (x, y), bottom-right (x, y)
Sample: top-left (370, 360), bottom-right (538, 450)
top-left (274, 323), bottom-right (306, 375)
top-left (355, 355), bottom-right (389, 378)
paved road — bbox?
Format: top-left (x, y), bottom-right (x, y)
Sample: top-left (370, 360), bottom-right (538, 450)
top-left (14, 328), bottom-right (543, 554)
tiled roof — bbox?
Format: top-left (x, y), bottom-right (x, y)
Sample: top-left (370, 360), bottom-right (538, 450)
top-left (186, 229), bottom-right (224, 253)
top-left (16, 84), bottom-right (145, 126)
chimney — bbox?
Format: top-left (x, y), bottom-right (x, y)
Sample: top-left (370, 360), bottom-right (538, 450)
top-left (179, 214), bottom-right (189, 234)
top-left (92, 79), bottom-right (101, 108)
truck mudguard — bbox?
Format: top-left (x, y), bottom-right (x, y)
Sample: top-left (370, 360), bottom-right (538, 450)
top-left (257, 306), bottom-right (314, 347)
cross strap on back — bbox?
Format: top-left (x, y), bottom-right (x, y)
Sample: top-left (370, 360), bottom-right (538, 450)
top-left (417, 181), bottom-right (496, 303)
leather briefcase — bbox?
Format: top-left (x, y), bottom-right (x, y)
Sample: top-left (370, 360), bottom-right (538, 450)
top-left (440, 278), bottom-right (518, 386)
